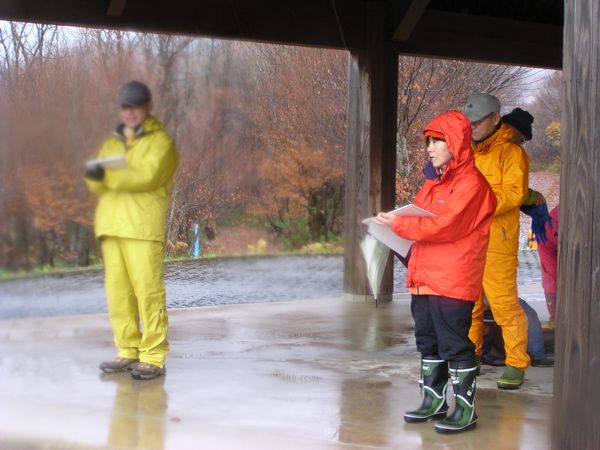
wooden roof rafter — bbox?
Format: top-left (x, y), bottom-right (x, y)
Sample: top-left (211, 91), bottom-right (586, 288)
top-left (0, 0), bottom-right (563, 68)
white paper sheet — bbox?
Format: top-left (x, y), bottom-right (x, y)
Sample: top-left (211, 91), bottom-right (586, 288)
top-left (85, 155), bottom-right (127, 170)
top-left (362, 204), bottom-right (434, 257)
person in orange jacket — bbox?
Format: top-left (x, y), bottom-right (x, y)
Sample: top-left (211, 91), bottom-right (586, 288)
top-left (374, 111), bottom-right (496, 433)
top-left (464, 94), bottom-right (531, 389)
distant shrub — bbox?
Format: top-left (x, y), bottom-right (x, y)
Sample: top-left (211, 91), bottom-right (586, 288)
top-left (166, 240), bottom-right (189, 257)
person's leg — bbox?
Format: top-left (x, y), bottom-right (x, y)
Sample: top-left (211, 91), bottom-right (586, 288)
top-left (101, 237), bottom-right (141, 361)
top-left (429, 296), bottom-right (475, 365)
top-left (544, 293), bottom-right (557, 325)
top-left (121, 239), bottom-right (169, 371)
top-left (481, 303), bottom-right (493, 357)
top-left (468, 292), bottom-right (485, 358)
top-left (404, 295), bottom-right (449, 422)
top-left (519, 298), bottom-right (553, 366)
top-left (427, 296), bottom-right (478, 433)
top-left (537, 238), bottom-right (557, 322)
top-left (480, 300), bottom-right (506, 366)
top-left (411, 294), bottom-right (438, 357)
top-left (483, 253), bottom-right (530, 381)
top-left (519, 298), bottom-right (545, 360)
top-left (435, 359), bottom-right (478, 433)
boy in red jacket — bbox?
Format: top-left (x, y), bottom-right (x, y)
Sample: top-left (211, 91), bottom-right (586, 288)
top-left (374, 111), bottom-right (496, 433)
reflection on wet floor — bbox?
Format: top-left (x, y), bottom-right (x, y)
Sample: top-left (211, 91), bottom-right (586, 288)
top-left (0, 298), bottom-right (552, 449)
top-left (101, 374), bottom-right (168, 450)
top-left (342, 302), bottom-right (413, 352)
top-left (337, 379), bottom-right (393, 447)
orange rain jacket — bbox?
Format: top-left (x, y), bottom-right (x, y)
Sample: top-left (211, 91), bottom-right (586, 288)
top-left (391, 111), bottom-right (497, 301)
top-left (473, 123), bottom-right (529, 255)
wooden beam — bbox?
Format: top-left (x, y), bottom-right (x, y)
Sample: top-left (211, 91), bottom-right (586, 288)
top-left (0, 1), bottom-right (563, 68)
top-left (106, 0), bottom-right (127, 18)
top-left (0, 0), bottom-right (366, 50)
top-left (553, 1), bottom-right (600, 448)
top-left (395, 9), bottom-right (563, 69)
top-left (396, 34), bottom-right (562, 69)
top-left (344, 2), bottom-right (398, 302)
top-left (414, 10), bottom-right (562, 45)
top-left (392, 0), bottom-right (430, 42)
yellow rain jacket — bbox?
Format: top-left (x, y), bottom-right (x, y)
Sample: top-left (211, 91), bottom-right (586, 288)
top-left (473, 124), bottom-right (528, 256)
top-left (469, 124), bottom-right (531, 370)
top-left (86, 115), bottom-right (178, 368)
top-left (86, 115), bottom-right (179, 243)
top-left (502, 122), bottom-right (540, 206)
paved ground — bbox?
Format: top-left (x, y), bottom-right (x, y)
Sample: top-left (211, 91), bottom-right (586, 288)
top-left (0, 293), bottom-right (553, 450)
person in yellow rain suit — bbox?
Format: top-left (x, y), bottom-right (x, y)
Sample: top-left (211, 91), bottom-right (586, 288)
top-left (464, 94), bottom-right (530, 389)
top-left (85, 80), bottom-right (179, 380)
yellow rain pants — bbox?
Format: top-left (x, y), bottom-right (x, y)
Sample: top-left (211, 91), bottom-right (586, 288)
top-left (469, 251), bottom-right (530, 370)
top-left (102, 237), bottom-right (169, 368)
top-left (469, 125), bottom-right (530, 370)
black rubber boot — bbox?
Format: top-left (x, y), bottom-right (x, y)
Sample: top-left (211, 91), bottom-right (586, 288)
top-left (404, 357), bottom-right (449, 423)
top-left (435, 361), bottom-right (478, 433)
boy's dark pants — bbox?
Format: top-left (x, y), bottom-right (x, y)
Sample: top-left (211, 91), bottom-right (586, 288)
top-left (411, 294), bottom-right (476, 365)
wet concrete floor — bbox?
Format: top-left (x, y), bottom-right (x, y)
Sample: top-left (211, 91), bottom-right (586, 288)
top-left (0, 293), bottom-right (552, 449)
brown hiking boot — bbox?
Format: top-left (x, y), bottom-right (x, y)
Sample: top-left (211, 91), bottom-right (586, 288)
top-left (131, 362), bottom-right (166, 380)
top-left (99, 357), bottom-right (139, 373)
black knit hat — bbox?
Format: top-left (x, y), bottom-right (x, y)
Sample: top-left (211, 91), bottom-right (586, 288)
top-left (502, 108), bottom-right (534, 141)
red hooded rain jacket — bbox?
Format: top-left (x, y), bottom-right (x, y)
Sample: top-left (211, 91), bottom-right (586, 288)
top-left (391, 111), bottom-right (497, 301)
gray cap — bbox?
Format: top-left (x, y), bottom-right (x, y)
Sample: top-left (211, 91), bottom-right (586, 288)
top-left (117, 80), bottom-right (152, 106)
top-left (464, 93), bottom-right (500, 122)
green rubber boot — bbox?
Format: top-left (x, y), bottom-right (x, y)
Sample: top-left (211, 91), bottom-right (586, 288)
top-left (404, 358), bottom-right (449, 423)
top-left (497, 365), bottom-right (524, 389)
top-left (435, 362), bottom-right (477, 433)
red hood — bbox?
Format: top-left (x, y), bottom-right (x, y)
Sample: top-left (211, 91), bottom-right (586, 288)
top-left (423, 111), bottom-right (474, 171)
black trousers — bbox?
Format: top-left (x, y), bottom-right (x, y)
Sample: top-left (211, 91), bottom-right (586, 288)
top-left (411, 294), bottom-right (476, 365)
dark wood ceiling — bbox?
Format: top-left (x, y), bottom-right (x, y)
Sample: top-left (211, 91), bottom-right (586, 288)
top-left (0, 0), bottom-right (563, 68)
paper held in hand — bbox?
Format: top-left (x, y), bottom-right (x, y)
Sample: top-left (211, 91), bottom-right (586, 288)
top-left (362, 204), bottom-right (434, 257)
top-left (85, 155), bottom-right (127, 170)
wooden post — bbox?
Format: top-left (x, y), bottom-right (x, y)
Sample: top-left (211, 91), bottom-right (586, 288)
top-left (553, 0), bottom-right (600, 448)
top-left (344, 3), bottom-right (398, 302)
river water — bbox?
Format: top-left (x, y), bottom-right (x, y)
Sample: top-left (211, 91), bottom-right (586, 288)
top-left (0, 252), bottom-right (541, 320)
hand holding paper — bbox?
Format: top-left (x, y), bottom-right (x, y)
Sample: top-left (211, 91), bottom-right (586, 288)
top-left (85, 155), bottom-right (127, 170)
top-left (360, 204), bottom-right (433, 302)
top-left (371, 211), bottom-right (396, 227)
top-left (85, 164), bottom-right (105, 181)
top-left (363, 204), bottom-right (433, 257)
top-left (84, 155), bottom-right (127, 181)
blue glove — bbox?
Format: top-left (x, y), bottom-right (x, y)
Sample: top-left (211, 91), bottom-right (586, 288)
top-left (521, 203), bottom-right (553, 244)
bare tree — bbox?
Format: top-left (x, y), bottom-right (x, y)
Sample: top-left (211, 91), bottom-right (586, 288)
top-left (139, 34), bottom-right (194, 133)
top-left (240, 43), bottom-right (346, 242)
top-left (527, 70), bottom-right (562, 163)
top-left (395, 56), bottom-right (541, 200)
